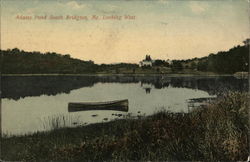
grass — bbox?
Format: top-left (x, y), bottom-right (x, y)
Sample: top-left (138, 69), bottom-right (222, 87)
top-left (41, 114), bottom-right (81, 130)
top-left (1, 92), bottom-right (249, 161)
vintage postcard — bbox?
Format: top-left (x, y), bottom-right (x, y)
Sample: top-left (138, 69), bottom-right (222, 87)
top-left (0, 0), bottom-right (249, 161)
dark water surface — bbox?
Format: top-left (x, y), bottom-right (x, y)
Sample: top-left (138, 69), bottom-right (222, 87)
top-left (1, 75), bottom-right (248, 135)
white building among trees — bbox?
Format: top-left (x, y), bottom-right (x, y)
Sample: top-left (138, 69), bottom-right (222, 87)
top-left (139, 55), bottom-right (154, 67)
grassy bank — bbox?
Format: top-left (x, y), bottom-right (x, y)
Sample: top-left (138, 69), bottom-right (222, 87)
top-left (1, 92), bottom-right (249, 161)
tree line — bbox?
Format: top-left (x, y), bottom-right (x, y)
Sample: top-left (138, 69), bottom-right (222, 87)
top-left (0, 39), bottom-right (249, 74)
top-left (196, 45), bottom-right (249, 73)
top-left (169, 42), bottom-right (249, 74)
top-left (1, 48), bottom-right (97, 74)
top-left (0, 48), bottom-right (138, 74)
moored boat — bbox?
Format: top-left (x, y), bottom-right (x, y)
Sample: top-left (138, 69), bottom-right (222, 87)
top-left (68, 99), bottom-right (129, 112)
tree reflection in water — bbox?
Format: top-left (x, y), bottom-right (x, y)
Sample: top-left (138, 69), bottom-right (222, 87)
top-left (2, 75), bottom-right (248, 100)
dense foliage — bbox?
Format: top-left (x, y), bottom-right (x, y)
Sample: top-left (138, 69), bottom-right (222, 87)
top-left (1, 48), bottom-right (97, 74)
top-left (197, 45), bottom-right (249, 73)
top-left (153, 59), bottom-right (170, 67)
top-left (171, 60), bottom-right (183, 71)
top-left (176, 44), bottom-right (249, 74)
top-left (0, 48), bottom-right (138, 74)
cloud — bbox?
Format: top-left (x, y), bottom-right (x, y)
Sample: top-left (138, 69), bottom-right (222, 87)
top-left (23, 8), bottom-right (37, 14)
top-left (105, 4), bottom-right (121, 13)
top-left (66, 1), bottom-right (85, 10)
top-left (189, 2), bottom-right (209, 14)
top-left (92, 4), bottom-right (120, 14)
top-left (158, 0), bottom-right (169, 5)
top-left (107, 4), bottom-right (119, 10)
top-left (14, 7), bottom-right (40, 17)
top-left (160, 21), bottom-right (168, 26)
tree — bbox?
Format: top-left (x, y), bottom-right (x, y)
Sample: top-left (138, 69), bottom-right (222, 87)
top-left (190, 62), bottom-right (197, 70)
top-left (243, 38), bottom-right (250, 46)
top-left (153, 59), bottom-right (169, 66)
top-left (197, 61), bottom-right (208, 71)
top-left (171, 60), bottom-right (183, 71)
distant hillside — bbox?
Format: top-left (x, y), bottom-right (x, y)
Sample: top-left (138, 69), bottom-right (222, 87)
top-left (0, 48), bottom-right (97, 74)
top-left (0, 48), bottom-right (138, 74)
top-left (175, 44), bottom-right (249, 74)
top-left (196, 45), bottom-right (249, 73)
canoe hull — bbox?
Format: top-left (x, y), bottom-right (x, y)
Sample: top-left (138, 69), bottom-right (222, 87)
top-left (68, 99), bottom-right (129, 112)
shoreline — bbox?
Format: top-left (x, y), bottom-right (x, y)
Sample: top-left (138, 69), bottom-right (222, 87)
top-left (1, 73), bottom-right (234, 77)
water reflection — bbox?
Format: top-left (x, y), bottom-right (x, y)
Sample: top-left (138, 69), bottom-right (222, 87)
top-left (2, 75), bottom-right (248, 135)
top-left (2, 75), bottom-right (248, 100)
top-left (145, 88), bottom-right (151, 94)
top-left (141, 83), bottom-right (152, 94)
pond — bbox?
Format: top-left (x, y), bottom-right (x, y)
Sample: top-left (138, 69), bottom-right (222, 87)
top-left (1, 75), bottom-right (248, 135)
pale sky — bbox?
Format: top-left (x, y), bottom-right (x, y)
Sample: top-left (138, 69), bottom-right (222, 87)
top-left (1, 0), bottom-right (249, 64)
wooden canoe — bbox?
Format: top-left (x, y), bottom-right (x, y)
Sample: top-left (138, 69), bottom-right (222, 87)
top-left (68, 99), bottom-right (129, 112)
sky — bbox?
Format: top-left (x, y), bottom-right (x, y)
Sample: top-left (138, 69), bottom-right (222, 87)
top-left (1, 0), bottom-right (249, 64)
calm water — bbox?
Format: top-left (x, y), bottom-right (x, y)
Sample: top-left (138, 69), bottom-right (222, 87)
top-left (1, 75), bottom-right (248, 135)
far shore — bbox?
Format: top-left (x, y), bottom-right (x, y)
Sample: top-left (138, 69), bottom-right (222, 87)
top-left (1, 73), bottom-right (234, 77)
